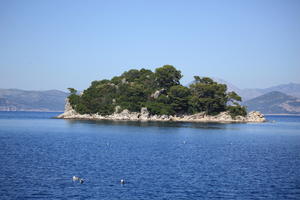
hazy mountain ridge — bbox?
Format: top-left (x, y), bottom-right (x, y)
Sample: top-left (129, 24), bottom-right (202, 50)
top-left (1, 81), bottom-right (300, 113)
top-left (0, 89), bottom-right (68, 111)
top-left (211, 79), bottom-right (300, 101)
top-left (239, 83), bottom-right (300, 101)
top-left (191, 79), bottom-right (300, 114)
top-left (262, 83), bottom-right (300, 98)
top-left (243, 91), bottom-right (300, 114)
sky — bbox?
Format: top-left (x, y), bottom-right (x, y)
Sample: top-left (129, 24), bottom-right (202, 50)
top-left (0, 0), bottom-right (299, 92)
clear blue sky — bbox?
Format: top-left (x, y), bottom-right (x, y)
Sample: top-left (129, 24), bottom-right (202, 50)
top-left (0, 0), bottom-right (299, 91)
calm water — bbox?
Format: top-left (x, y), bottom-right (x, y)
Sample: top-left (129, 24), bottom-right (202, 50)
top-left (0, 112), bottom-right (299, 200)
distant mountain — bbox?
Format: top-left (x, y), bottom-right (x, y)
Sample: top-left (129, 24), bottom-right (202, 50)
top-left (188, 79), bottom-right (300, 101)
top-left (204, 78), bottom-right (300, 114)
top-left (209, 79), bottom-right (300, 101)
top-left (243, 91), bottom-right (300, 114)
top-left (0, 89), bottom-right (68, 111)
top-left (262, 83), bottom-right (300, 98)
top-left (1, 81), bottom-right (299, 113)
top-left (238, 83), bottom-right (300, 101)
top-left (237, 88), bottom-right (265, 102)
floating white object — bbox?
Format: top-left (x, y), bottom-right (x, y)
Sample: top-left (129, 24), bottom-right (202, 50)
top-left (73, 176), bottom-right (80, 181)
top-left (73, 176), bottom-right (84, 184)
top-left (120, 179), bottom-right (125, 184)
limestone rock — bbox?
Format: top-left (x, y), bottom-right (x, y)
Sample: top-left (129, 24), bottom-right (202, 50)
top-left (57, 98), bottom-right (266, 123)
top-left (115, 105), bottom-right (121, 113)
top-left (150, 89), bottom-right (165, 99)
top-left (64, 98), bottom-right (73, 112)
top-left (57, 99), bottom-right (78, 119)
top-left (121, 78), bottom-right (127, 84)
top-left (246, 111), bottom-right (266, 122)
top-left (140, 107), bottom-right (149, 120)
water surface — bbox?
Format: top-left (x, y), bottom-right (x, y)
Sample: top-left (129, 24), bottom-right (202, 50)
top-left (0, 112), bottom-right (299, 199)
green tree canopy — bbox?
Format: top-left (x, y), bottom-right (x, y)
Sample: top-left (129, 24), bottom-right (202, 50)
top-left (168, 85), bottom-right (190, 114)
top-left (67, 65), bottom-right (247, 117)
top-left (155, 65), bottom-right (182, 89)
top-left (189, 76), bottom-right (228, 115)
top-left (67, 88), bottom-right (77, 94)
top-left (227, 91), bottom-right (242, 104)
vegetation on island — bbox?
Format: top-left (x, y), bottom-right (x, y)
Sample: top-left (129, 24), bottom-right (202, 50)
top-left (68, 65), bottom-right (247, 118)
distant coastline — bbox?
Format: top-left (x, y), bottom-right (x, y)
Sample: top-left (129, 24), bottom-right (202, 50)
top-left (2, 110), bottom-right (298, 116)
top-left (0, 110), bottom-right (64, 113)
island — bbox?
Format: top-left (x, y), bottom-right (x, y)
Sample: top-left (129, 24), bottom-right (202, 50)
top-left (57, 65), bottom-right (265, 123)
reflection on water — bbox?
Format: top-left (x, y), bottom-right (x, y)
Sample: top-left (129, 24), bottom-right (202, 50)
top-left (65, 119), bottom-right (235, 130)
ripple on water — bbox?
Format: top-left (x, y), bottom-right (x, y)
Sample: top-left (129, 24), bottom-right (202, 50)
top-left (0, 112), bottom-right (299, 199)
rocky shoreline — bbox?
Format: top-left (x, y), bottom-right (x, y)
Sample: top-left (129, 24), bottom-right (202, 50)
top-left (56, 100), bottom-right (266, 123)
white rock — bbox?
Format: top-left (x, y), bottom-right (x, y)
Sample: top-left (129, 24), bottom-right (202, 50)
top-left (150, 89), bottom-right (165, 99)
top-left (57, 98), bottom-right (266, 123)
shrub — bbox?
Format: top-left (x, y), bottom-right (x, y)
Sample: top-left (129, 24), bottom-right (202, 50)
top-left (227, 105), bottom-right (247, 118)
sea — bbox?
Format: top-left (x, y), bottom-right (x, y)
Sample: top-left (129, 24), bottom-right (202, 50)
top-left (0, 111), bottom-right (299, 200)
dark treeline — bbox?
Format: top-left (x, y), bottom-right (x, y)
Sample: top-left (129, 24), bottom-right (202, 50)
top-left (68, 65), bottom-right (247, 118)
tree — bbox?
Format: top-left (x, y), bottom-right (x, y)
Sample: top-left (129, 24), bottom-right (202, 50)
top-left (67, 88), bottom-right (81, 111)
top-left (66, 66), bottom-right (248, 118)
top-left (122, 69), bottom-right (141, 82)
top-left (226, 91), bottom-right (245, 118)
top-left (117, 83), bottom-right (147, 112)
top-left (227, 105), bottom-right (247, 118)
top-left (189, 76), bottom-right (227, 115)
top-left (168, 85), bottom-right (190, 114)
top-left (227, 91), bottom-right (242, 104)
top-left (155, 65), bottom-right (182, 89)
top-left (144, 101), bottom-right (174, 115)
top-left (67, 88), bottom-right (77, 95)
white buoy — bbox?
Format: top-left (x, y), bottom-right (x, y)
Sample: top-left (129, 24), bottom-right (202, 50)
top-left (73, 176), bottom-right (79, 181)
top-left (120, 179), bottom-right (125, 184)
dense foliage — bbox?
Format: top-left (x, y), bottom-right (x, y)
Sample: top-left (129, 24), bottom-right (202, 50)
top-left (68, 65), bottom-right (247, 117)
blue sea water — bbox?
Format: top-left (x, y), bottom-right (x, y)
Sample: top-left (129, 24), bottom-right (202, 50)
top-left (0, 112), bottom-right (299, 200)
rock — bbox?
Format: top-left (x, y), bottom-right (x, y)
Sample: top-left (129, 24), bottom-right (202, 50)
top-left (56, 99), bottom-right (78, 119)
top-left (151, 115), bottom-right (159, 120)
top-left (189, 112), bottom-right (205, 120)
top-left (160, 115), bottom-right (169, 120)
top-left (140, 107), bottom-right (149, 120)
top-left (64, 98), bottom-right (73, 112)
top-left (56, 98), bottom-right (266, 123)
top-left (140, 107), bottom-right (148, 115)
top-left (121, 78), bottom-right (127, 84)
top-left (216, 112), bottom-right (233, 121)
top-left (150, 89), bottom-right (165, 99)
top-left (246, 111), bottom-right (266, 122)
top-left (115, 105), bottom-right (121, 113)
top-left (121, 109), bottom-right (130, 115)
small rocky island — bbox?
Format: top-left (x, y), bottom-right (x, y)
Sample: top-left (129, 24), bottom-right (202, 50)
top-left (57, 65), bottom-right (265, 123)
